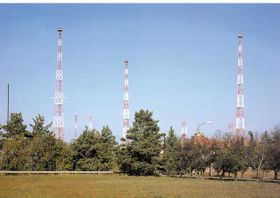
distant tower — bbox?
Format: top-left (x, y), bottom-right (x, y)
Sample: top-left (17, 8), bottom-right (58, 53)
top-left (54, 28), bottom-right (64, 140)
top-left (235, 33), bottom-right (246, 140)
top-left (122, 60), bottom-right (130, 140)
top-left (89, 115), bottom-right (93, 130)
top-left (7, 84), bottom-right (10, 123)
top-left (228, 122), bottom-right (234, 136)
top-left (181, 121), bottom-right (187, 138)
top-left (74, 114), bottom-right (93, 139)
top-left (74, 115), bottom-right (78, 139)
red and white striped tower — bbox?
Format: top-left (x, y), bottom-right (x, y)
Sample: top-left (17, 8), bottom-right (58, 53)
top-left (54, 28), bottom-right (64, 140)
top-left (181, 121), bottom-right (187, 139)
top-left (235, 33), bottom-right (246, 140)
top-left (122, 60), bottom-right (130, 140)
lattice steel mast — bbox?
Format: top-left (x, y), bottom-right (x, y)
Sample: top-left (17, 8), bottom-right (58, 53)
top-left (74, 114), bottom-right (93, 139)
top-left (54, 28), bottom-right (64, 140)
top-left (235, 33), bottom-right (246, 140)
top-left (122, 60), bottom-right (130, 141)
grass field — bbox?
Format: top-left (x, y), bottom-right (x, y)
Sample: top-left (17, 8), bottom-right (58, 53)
top-left (0, 174), bottom-right (279, 198)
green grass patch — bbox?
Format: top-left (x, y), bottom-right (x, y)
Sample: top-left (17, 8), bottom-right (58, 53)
top-left (0, 174), bottom-right (279, 198)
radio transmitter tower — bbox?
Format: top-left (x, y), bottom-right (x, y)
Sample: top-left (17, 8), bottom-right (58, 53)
top-left (181, 121), bottom-right (187, 139)
top-left (122, 60), bottom-right (130, 141)
top-left (74, 114), bottom-right (93, 139)
top-left (54, 28), bottom-right (64, 140)
top-left (235, 33), bottom-right (246, 140)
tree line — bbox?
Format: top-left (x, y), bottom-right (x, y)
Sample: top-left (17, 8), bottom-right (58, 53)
top-left (0, 110), bottom-right (279, 179)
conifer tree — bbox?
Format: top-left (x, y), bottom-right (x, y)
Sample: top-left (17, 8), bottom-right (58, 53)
top-left (163, 127), bottom-right (178, 175)
top-left (119, 109), bottom-right (163, 175)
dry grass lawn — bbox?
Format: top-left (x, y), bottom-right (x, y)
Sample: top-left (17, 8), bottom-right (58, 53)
top-left (0, 174), bottom-right (279, 198)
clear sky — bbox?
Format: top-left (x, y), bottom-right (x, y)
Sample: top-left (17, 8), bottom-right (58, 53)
top-left (0, 4), bottom-right (279, 142)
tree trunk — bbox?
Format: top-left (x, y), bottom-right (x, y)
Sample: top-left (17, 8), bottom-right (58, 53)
top-left (256, 157), bottom-right (263, 179)
top-left (241, 171), bottom-right (245, 178)
top-left (234, 171), bottom-right (238, 181)
top-left (256, 168), bottom-right (259, 179)
top-left (209, 163), bottom-right (213, 177)
top-left (274, 170), bottom-right (278, 180)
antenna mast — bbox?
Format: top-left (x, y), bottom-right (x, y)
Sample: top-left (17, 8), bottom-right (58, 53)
top-left (122, 60), bottom-right (130, 141)
top-left (74, 114), bottom-right (93, 139)
top-left (7, 84), bottom-right (9, 123)
top-left (54, 28), bottom-right (64, 140)
top-left (181, 120), bottom-right (187, 138)
top-left (235, 33), bottom-right (246, 140)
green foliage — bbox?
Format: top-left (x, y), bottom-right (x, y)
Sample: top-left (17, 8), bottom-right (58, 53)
top-left (0, 111), bottom-right (279, 180)
top-left (25, 114), bottom-right (67, 171)
top-left (26, 133), bottom-right (57, 171)
top-left (0, 138), bottom-right (29, 170)
top-left (213, 137), bottom-right (248, 178)
top-left (1, 113), bottom-right (30, 140)
top-left (163, 127), bottom-right (178, 175)
top-left (246, 131), bottom-right (269, 178)
top-left (99, 126), bottom-right (117, 170)
top-left (72, 129), bottom-right (102, 171)
top-left (55, 140), bottom-right (74, 171)
top-left (0, 113), bottom-right (31, 170)
top-left (0, 131), bottom-right (4, 150)
top-left (0, 113), bottom-right (72, 171)
top-left (30, 114), bottom-right (53, 136)
top-left (119, 109), bottom-right (163, 176)
top-left (72, 126), bottom-right (117, 171)
top-left (175, 139), bottom-right (192, 175)
top-left (264, 126), bottom-right (280, 179)
top-left (175, 139), bottom-right (207, 176)
top-left (214, 148), bottom-right (239, 176)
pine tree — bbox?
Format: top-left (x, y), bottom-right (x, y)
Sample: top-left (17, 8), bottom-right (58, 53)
top-left (99, 126), bottom-right (117, 170)
top-left (26, 133), bottom-right (57, 171)
top-left (2, 113), bottom-right (30, 139)
top-left (30, 114), bottom-right (52, 136)
top-left (163, 127), bottom-right (178, 175)
top-left (71, 128), bottom-right (102, 171)
top-left (0, 113), bottom-right (30, 170)
top-left (119, 109), bottom-right (164, 176)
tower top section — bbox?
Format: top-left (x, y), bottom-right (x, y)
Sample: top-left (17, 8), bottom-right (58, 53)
top-left (124, 60), bottom-right (128, 64)
top-left (238, 33), bottom-right (243, 38)
top-left (57, 28), bottom-right (63, 32)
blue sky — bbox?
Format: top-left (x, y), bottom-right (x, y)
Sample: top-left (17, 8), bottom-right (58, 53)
top-left (0, 4), bottom-right (279, 142)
